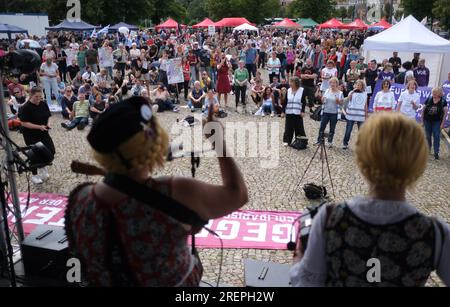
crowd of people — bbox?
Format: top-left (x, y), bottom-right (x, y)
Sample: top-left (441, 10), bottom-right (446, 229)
top-left (2, 26), bottom-right (449, 181)
top-left (1, 20), bottom-right (449, 288)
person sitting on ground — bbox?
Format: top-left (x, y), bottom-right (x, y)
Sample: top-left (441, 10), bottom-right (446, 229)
top-left (250, 79), bottom-right (265, 106)
top-left (290, 112), bottom-right (450, 287)
top-left (202, 89), bottom-right (221, 117)
top-left (8, 87), bottom-right (27, 115)
top-left (90, 93), bottom-right (109, 122)
top-left (82, 66), bottom-right (97, 84)
top-left (188, 81), bottom-right (206, 112)
top-left (152, 83), bottom-right (179, 113)
top-left (61, 93), bottom-right (90, 131)
top-left (61, 86), bottom-right (78, 119)
top-left (255, 87), bottom-right (276, 117)
top-left (131, 78), bottom-right (145, 97)
top-left (96, 68), bottom-right (111, 85)
top-left (71, 72), bottom-right (84, 95)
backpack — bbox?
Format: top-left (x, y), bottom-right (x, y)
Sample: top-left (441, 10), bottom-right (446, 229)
top-left (290, 136), bottom-right (308, 150)
top-left (199, 50), bottom-right (211, 66)
top-left (311, 106), bottom-right (322, 122)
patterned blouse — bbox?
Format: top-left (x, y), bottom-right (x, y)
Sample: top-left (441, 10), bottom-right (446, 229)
top-left (65, 179), bottom-right (203, 287)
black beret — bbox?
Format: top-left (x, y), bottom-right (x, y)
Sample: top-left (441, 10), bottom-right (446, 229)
top-left (87, 96), bottom-right (153, 153)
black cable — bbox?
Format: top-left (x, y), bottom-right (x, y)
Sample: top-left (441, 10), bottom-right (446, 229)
top-left (203, 227), bottom-right (223, 287)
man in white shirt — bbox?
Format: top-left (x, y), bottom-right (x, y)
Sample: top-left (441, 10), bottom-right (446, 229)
top-left (82, 66), bottom-right (97, 84)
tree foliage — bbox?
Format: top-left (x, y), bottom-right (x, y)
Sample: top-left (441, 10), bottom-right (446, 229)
top-left (433, 0), bottom-right (450, 30)
top-left (401, 0), bottom-right (435, 21)
top-left (288, 0), bottom-right (335, 23)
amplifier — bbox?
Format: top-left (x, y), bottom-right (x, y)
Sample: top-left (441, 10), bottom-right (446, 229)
top-left (21, 225), bottom-right (70, 282)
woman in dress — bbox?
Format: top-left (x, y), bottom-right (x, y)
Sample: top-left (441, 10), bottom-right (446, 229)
top-left (216, 54), bottom-right (232, 108)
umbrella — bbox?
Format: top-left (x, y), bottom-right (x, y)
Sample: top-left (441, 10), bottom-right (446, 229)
top-left (16, 39), bottom-right (41, 50)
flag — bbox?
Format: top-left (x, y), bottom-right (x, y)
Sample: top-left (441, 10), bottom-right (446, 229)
top-left (97, 25), bottom-right (110, 37)
top-left (421, 17), bottom-right (427, 25)
top-left (90, 28), bottom-right (97, 38)
top-left (392, 16), bottom-right (398, 25)
top-left (401, 14), bottom-right (404, 21)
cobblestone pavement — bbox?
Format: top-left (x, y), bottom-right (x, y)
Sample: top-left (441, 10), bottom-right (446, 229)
top-left (5, 78), bottom-right (450, 287)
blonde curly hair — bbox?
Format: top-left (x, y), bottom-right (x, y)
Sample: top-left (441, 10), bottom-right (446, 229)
top-left (355, 113), bottom-right (428, 190)
top-left (93, 117), bottom-right (169, 176)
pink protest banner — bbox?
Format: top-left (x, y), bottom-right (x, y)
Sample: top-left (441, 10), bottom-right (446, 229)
top-left (7, 193), bottom-right (67, 235)
top-left (8, 193), bottom-right (301, 250)
top-left (191, 211), bottom-right (301, 250)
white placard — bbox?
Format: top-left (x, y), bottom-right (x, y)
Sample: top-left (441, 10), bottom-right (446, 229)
top-left (208, 25), bottom-right (216, 36)
top-left (167, 57), bottom-right (184, 84)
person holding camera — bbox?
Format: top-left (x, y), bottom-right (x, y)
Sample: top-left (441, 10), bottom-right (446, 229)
top-left (65, 96), bottom-right (248, 286)
top-left (18, 87), bottom-right (55, 185)
top-left (290, 113), bottom-right (450, 287)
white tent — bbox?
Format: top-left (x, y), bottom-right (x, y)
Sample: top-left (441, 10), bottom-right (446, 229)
top-left (233, 23), bottom-right (258, 32)
top-left (363, 15), bottom-right (450, 87)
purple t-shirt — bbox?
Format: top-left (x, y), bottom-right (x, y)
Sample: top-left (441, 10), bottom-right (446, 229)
top-left (443, 80), bottom-right (450, 89)
top-left (413, 67), bottom-right (430, 87)
top-left (378, 71), bottom-right (395, 82)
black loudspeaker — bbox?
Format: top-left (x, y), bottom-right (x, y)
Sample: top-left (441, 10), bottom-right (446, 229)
top-left (21, 225), bottom-right (70, 282)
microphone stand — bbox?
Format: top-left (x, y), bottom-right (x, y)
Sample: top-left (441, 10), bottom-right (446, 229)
top-left (190, 152), bottom-right (200, 255)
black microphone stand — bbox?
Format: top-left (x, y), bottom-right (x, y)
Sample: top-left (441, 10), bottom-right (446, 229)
top-left (190, 152), bottom-right (200, 255)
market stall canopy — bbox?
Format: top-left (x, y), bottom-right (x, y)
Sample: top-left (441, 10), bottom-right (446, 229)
top-left (192, 18), bottom-right (215, 29)
top-left (368, 19), bottom-right (392, 31)
top-left (297, 18), bottom-right (318, 29)
top-left (155, 18), bottom-right (187, 31)
top-left (214, 17), bottom-right (254, 28)
top-left (273, 18), bottom-right (302, 29)
top-left (45, 19), bottom-right (98, 31)
top-left (110, 22), bottom-right (139, 32)
top-left (343, 19), bottom-right (368, 30)
top-left (233, 23), bottom-right (259, 32)
top-left (318, 18), bottom-right (345, 29)
top-left (0, 23), bottom-right (28, 39)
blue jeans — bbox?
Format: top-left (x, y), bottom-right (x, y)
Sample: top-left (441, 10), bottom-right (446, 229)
top-left (262, 103), bottom-right (275, 114)
top-left (42, 77), bottom-right (61, 107)
top-left (343, 120), bottom-right (363, 146)
top-left (67, 117), bottom-right (89, 130)
top-left (188, 98), bottom-right (204, 110)
top-left (318, 113), bottom-right (338, 143)
top-left (424, 120), bottom-right (441, 155)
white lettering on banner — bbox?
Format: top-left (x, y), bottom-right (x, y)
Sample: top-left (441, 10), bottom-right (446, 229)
top-left (195, 220), bottom-right (214, 238)
top-left (272, 224), bottom-right (292, 244)
top-left (25, 207), bottom-right (62, 225)
top-left (243, 222), bottom-right (267, 242)
top-left (215, 220), bottom-right (240, 240)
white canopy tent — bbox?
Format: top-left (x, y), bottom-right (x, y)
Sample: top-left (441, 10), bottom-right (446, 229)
top-left (363, 15), bottom-right (450, 87)
top-left (233, 23), bottom-right (259, 33)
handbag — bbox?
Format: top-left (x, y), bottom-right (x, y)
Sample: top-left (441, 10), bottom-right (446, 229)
top-left (290, 136), bottom-right (308, 150)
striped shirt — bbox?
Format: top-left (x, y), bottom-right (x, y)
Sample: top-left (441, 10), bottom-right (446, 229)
top-left (286, 88), bottom-right (306, 115)
top-left (346, 91), bottom-right (367, 122)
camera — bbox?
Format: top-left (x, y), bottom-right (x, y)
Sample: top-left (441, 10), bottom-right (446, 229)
top-left (297, 202), bottom-right (327, 254)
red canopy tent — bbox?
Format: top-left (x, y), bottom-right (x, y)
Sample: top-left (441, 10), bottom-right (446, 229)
top-left (342, 19), bottom-right (368, 30)
top-left (192, 18), bottom-right (215, 29)
top-left (155, 18), bottom-right (186, 31)
top-left (369, 19), bottom-right (392, 30)
top-left (273, 18), bottom-right (302, 29)
top-left (318, 18), bottom-right (345, 29)
top-left (214, 17), bottom-right (254, 27)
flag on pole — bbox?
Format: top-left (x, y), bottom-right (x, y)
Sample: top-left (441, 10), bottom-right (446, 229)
top-left (97, 25), bottom-right (110, 37)
top-left (392, 16), bottom-right (398, 25)
top-left (90, 28), bottom-right (97, 38)
top-left (421, 17), bottom-right (427, 25)
top-left (401, 14), bottom-right (404, 21)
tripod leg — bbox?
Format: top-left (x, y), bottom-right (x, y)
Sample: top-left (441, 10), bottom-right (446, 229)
top-left (287, 143), bottom-right (322, 204)
top-left (322, 144), bottom-right (336, 199)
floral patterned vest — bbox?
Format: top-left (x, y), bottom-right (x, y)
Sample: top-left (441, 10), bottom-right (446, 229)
top-left (325, 203), bottom-right (436, 287)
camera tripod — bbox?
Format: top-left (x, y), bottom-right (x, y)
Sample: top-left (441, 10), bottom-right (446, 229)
top-left (292, 135), bottom-right (336, 201)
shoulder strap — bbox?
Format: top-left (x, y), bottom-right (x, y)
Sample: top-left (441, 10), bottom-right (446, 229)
top-left (103, 173), bottom-right (207, 228)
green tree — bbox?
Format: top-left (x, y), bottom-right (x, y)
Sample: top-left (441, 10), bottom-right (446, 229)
top-left (338, 7), bottom-right (348, 20)
top-left (205, 0), bottom-right (279, 24)
top-left (186, 0), bottom-right (208, 24)
top-left (402, 0), bottom-right (435, 21)
top-left (383, 2), bottom-right (393, 20)
top-left (288, 0), bottom-right (335, 23)
top-left (433, 0), bottom-right (450, 30)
